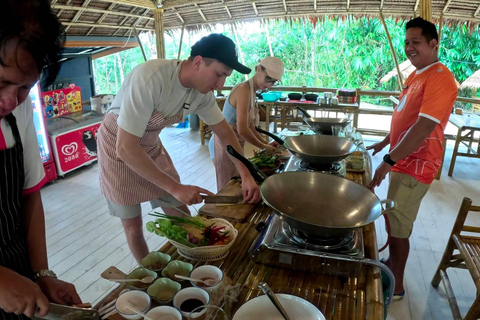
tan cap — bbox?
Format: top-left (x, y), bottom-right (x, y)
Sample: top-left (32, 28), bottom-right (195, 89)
top-left (259, 57), bottom-right (284, 80)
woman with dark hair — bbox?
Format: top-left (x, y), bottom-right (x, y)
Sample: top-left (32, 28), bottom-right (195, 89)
top-left (0, 1), bottom-right (81, 319)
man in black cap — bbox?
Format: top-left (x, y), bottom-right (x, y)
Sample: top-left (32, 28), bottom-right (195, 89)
top-left (96, 33), bottom-right (261, 264)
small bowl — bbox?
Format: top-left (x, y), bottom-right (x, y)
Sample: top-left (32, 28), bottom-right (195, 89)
top-left (141, 252), bottom-right (171, 272)
top-left (125, 267), bottom-right (158, 290)
top-left (189, 265), bottom-right (224, 292)
top-left (115, 290), bottom-right (151, 320)
top-left (145, 306), bottom-right (182, 320)
top-left (288, 93), bottom-right (303, 100)
top-left (147, 277), bottom-right (181, 304)
top-left (173, 287), bottom-right (210, 318)
top-left (161, 260), bottom-right (193, 282)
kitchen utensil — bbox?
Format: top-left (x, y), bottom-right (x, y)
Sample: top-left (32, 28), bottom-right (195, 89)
top-left (232, 294), bottom-right (325, 320)
top-left (41, 303), bottom-right (100, 320)
top-left (115, 291), bottom-right (151, 320)
top-left (125, 305), bottom-right (153, 320)
top-left (201, 195), bottom-right (243, 204)
top-left (173, 287), bottom-right (210, 318)
top-left (254, 127), bottom-right (356, 165)
top-left (189, 265), bottom-right (224, 293)
top-left (257, 282), bottom-right (291, 320)
top-left (331, 125), bottom-right (346, 137)
top-left (226, 145), bottom-right (396, 238)
top-left (108, 275), bottom-right (155, 284)
top-left (174, 274), bottom-right (219, 287)
top-left (297, 106), bottom-right (350, 134)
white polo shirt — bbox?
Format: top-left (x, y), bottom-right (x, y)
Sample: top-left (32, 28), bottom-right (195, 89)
top-left (0, 99), bottom-right (46, 194)
top-left (108, 59), bottom-right (224, 137)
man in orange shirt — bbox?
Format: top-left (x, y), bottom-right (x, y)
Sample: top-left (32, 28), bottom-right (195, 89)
top-left (368, 17), bottom-right (457, 299)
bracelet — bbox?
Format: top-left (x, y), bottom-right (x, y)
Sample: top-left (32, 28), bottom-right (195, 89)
top-left (34, 269), bottom-right (57, 281)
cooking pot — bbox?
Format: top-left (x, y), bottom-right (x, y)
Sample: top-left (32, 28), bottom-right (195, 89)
top-left (226, 146), bottom-right (395, 238)
top-left (288, 93), bottom-right (303, 100)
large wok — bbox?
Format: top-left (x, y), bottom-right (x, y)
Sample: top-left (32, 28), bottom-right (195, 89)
top-left (227, 146), bottom-right (395, 238)
top-left (297, 107), bottom-right (351, 135)
top-left (256, 127), bottom-right (356, 165)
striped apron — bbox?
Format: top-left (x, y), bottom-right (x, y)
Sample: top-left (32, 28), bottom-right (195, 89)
top-left (213, 78), bottom-right (257, 189)
top-left (97, 111), bottom-right (183, 206)
top-left (0, 113), bottom-right (32, 320)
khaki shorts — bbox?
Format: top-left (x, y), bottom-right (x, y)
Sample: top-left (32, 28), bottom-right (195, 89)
top-left (106, 194), bottom-right (183, 220)
top-left (386, 171), bottom-right (430, 239)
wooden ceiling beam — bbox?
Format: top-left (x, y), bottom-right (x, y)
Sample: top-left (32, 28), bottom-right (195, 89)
top-left (51, 4), bottom-right (154, 21)
top-left (113, 7), bottom-right (138, 36)
top-left (65, 39), bottom-right (138, 48)
top-left (62, 21), bottom-right (153, 32)
top-left (475, 4), bottom-right (480, 17)
top-left (442, 0), bottom-right (453, 14)
top-left (283, 0), bottom-right (287, 13)
top-left (66, 0), bottom-right (93, 32)
top-left (414, 0), bottom-right (420, 12)
top-left (225, 6), bottom-right (232, 18)
top-left (252, 3), bottom-right (258, 16)
top-left (194, 3), bottom-right (207, 22)
top-left (314, 0), bottom-right (317, 12)
top-left (86, 3), bottom-right (116, 36)
top-left (94, 0), bottom-right (155, 10)
top-left (347, 0), bottom-right (351, 11)
top-left (92, 46), bottom-right (138, 60)
top-left (380, 0), bottom-right (384, 11)
top-left (172, 7), bottom-right (185, 23)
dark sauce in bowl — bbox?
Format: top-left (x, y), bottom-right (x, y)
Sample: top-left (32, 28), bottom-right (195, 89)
top-left (180, 298), bottom-right (204, 313)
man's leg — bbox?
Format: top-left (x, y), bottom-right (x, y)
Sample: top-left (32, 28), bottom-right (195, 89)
top-left (121, 215), bottom-right (149, 264)
top-left (384, 237), bottom-right (410, 294)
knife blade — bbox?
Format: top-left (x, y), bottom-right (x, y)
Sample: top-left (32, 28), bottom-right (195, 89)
top-left (40, 303), bottom-right (100, 320)
top-left (202, 195), bottom-right (243, 204)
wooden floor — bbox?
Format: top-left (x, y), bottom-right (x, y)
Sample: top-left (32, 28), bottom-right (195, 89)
top-left (40, 125), bottom-right (479, 319)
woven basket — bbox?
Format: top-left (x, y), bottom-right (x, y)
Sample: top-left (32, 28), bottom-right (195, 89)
top-left (169, 218), bottom-right (238, 262)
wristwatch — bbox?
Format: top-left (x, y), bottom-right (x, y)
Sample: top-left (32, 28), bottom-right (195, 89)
top-left (383, 154), bottom-right (396, 166)
top-left (34, 269), bottom-right (57, 281)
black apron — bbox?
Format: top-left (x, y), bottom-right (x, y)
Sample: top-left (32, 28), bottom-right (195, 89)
top-left (0, 113), bottom-right (32, 320)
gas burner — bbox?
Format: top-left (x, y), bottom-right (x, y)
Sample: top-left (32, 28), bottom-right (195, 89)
top-left (283, 223), bottom-right (356, 252)
top-left (298, 161), bottom-right (341, 173)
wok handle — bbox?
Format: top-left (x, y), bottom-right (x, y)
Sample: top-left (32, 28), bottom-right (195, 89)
top-left (380, 199), bottom-right (396, 212)
top-left (226, 145), bottom-right (267, 183)
top-left (255, 127), bottom-right (285, 145)
top-left (296, 106), bottom-right (312, 118)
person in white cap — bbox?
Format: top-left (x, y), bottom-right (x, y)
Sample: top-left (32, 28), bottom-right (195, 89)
top-left (211, 57), bottom-right (285, 190)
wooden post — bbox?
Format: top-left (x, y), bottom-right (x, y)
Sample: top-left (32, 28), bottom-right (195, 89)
top-left (438, 15), bottom-right (444, 48)
top-left (133, 27), bottom-right (147, 62)
top-left (263, 21), bottom-right (274, 57)
top-left (379, 12), bottom-right (403, 90)
top-left (420, 0), bottom-right (433, 22)
top-left (232, 24), bottom-right (249, 80)
top-left (177, 24), bottom-right (185, 59)
top-left (154, 8), bottom-right (165, 59)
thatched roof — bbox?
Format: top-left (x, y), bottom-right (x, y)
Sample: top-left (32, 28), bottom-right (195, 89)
top-left (53, 0), bottom-right (480, 38)
top-left (380, 60), bottom-right (416, 84)
top-left (460, 68), bottom-right (480, 90)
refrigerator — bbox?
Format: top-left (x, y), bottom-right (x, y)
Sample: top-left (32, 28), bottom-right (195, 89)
top-left (30, 82), bottom-right (57, 183)
top-left (40, 85), bottom-right (104, 177)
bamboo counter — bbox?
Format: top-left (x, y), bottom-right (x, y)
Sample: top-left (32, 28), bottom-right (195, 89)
top-left (96, 170), bottom-right (384, 319)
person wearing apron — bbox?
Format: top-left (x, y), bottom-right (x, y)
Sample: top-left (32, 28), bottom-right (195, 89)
top-left (97, 34), bottom-right (262, 264)
top-left (1, 1), bottom-right (81, 317)
top-left (210, 57), bottom-right (285, 189)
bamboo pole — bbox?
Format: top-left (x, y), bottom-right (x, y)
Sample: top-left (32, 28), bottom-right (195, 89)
top-left (177, 24), bottom-right (185, 60)
top-left (154, 8), bottom-right (166, 59)
top-left (133, 27), bottom-right (147, 62)
top-left (379, 12), bottom-right (403, 90)
top-left (263, 21), bottom-right (274, 57)
top-left (232, 24), bottom-right (249, 80)
top-left (438, 15), bottom-right (444, 48)
top-left (420, 0), bottom-right (433, 22)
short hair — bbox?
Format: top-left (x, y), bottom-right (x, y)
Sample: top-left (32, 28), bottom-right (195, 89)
top-left (0, 0), bottom-right (65, 86)
top-left (187, 56), bottom-right (215, 66)
top-left (406, 17), bottom-right (438, 42)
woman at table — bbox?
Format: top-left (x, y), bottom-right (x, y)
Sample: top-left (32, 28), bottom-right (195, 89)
top-left (210, 57), bottom-right (285, 190)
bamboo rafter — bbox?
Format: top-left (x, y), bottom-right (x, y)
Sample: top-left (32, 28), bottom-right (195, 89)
top-left (475, 4), bottom-right (480, 17)
top-left (172, 7), bottom-right (185, 24)
top-left (314, 0), bottom-right (317, 12)
top-left (252, 3), bottom-right (259, 16)
top-left (225, 5), bottom-right (232, 18)
top-left (195, 3), bottom-right (208, 22)
top-left (380, 0), bottom-right (384, 11)
top-left (65, 0), bottom-right (93, 32)
top-left (283, 0), bottom-right (287, 13)
top-left (112, 7), bottom-right (138, 36)
top-left (86, 3), bottom-right (116, 36)
top-left (51, 4), bottom-right (154, 21)
top-left (442, 0), bottom-right (453, 14)
top-left (62, 21), bottom-right (152, 31)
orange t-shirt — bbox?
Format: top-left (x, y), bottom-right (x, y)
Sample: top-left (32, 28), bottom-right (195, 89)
top-left (390, 62), bottom-right (457, 184)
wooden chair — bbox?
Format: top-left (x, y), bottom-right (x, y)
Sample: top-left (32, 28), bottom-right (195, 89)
top-left (472, 104), bottom-right (480, 115)
top-left (431, 197), bottom-right (480, 320)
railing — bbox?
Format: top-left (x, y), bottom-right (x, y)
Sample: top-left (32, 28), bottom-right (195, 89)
top-left (216, 86), bottom-right (480, 136)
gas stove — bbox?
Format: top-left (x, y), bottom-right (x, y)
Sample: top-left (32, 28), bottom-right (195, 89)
top-left (283, 156), bottom-right (346, 177)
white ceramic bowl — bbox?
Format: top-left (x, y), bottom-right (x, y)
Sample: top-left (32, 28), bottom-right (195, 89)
top-left (232, 294), bottom-right (325, 320)
top-left (189, 265), bottom-right (223, 292)
top-left (115, 290), bottom-right (151, 320)
top-left (145, 306), bottom-right (182, 320)
top-left (173, 287), bottom-right (210, 318)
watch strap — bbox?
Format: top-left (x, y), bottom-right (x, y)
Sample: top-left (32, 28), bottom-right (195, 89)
top-left (383, 154), bottom-right (396, 166)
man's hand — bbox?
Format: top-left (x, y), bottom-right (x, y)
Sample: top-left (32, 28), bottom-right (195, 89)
top-left (366, 141), bottom-right (388, 156)
top-left (263, 144), bottom-right (276, 153)
top-left (0, 267), bottom-right (49, 318)
top-left (37, 277), bottom-right (82, 306)
top-left (170, 184), bottom-right (215, 205)
top-left (241, 176), bottom-right (261, 204)
top-left (368, 161), bottom-right (392, 190)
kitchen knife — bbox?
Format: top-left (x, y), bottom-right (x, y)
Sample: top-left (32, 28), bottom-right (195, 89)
top-left (201, 195), bottom-right (243, 204)
top-left (40, 303), bottom-right (100, 320)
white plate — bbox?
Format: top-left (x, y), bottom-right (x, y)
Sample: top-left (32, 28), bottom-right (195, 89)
top-left (232, 294), bottom-right (325, 320)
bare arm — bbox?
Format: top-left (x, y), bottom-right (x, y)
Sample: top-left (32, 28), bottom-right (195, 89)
top-left (116, 128), bottom-right (213, 204)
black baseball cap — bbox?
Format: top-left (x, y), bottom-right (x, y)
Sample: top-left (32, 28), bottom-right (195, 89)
top-left (190, 33), bottom-right (251, 74)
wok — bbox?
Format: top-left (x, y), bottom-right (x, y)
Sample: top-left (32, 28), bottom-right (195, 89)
top-left (297, 107), bottom-right (350, 135)
top-left (226, 145), bottom-right (395, 238)
top-left (256, 127), bottom-right (356, 165)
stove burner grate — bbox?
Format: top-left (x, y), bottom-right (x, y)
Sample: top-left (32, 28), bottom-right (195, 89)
top-left (283, 223), bottom-right (356, 251)
top-left (298, 161), bottom-right (341, 173)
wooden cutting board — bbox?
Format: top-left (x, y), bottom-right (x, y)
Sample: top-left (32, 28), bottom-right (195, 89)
top-left (199, 179), bottom-right (256, 222)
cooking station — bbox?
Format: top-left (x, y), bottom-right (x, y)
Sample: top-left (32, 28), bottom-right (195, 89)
top-left (96, 129), bottom-right (392, 319)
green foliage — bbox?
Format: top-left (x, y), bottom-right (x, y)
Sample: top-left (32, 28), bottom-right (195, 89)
top-left (92, 17), bottom-right (480, 103)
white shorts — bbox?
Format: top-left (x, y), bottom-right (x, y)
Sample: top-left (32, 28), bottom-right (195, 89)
top-left (105, 194), bottom-right (183, 219)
